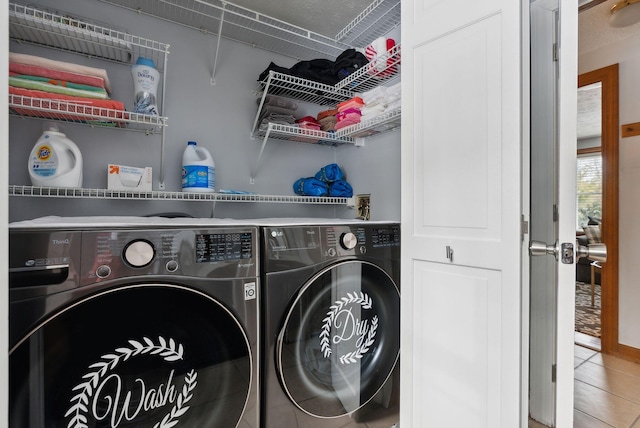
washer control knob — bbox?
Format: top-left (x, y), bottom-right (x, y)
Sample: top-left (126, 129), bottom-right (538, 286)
top-left (124, 240), bottom-right (155, 267)
top-left (96, 265), bottom-right (111, 278)
top-left (340, 232), bottom-right (357, 250)
top-left (166, 260), bottom-right (179, 272)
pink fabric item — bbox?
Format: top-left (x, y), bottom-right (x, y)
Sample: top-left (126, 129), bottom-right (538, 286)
top-left (364, 37), bottom-right (398, 79)
top-left (10, 52), bottom-right (113, 93)
top-left (9, 86), bottom-right (126, 123)
top-left (334, 117), bottom-right (361, 130)
top-left (9, 62), bottom-right (107, 92)
top-left (337, 97), bottom-right (364, 111)
top-left (336, 108), bottom-right (362, 122)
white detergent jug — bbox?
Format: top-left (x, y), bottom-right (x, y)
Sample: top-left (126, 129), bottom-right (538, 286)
top-left (28, 126), bottom-right (83, 188)
top-left (182, 141), bottom-right (215, 192)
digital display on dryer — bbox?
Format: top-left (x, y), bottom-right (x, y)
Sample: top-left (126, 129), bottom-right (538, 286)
top-left (195, 232), bottom-right (253, 262)
top-left (371, 227), bottom-right (400, 247)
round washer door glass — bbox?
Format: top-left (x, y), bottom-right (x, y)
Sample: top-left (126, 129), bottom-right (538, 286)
top-left (10, 285), bottom-right (252, 428)
top-left (277, 260), bottom-right (400, 417)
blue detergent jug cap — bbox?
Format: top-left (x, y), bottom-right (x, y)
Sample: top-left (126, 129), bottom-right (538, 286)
top-left (135, 57), bottom-right (156, 68)
top-left (187, 141), bottom-right (197, 146)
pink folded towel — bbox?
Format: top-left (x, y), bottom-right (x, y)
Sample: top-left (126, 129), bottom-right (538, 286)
top-left (9, 86), bottom-right (125, 123)
top-left (10, 52), bottom-right (113, 93)
top-left (9, 62), bottom-right (107, 92)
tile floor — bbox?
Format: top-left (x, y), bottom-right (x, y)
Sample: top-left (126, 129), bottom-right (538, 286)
top-left (529, 345), bottom-right (640, 427)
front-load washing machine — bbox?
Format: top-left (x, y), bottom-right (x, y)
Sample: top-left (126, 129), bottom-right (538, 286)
top-left (9, 218), bottom-right (259, 428)
top-left (260, 221), bottom-right (400, 428)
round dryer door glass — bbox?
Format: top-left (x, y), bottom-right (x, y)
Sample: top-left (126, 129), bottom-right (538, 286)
top-left (10, 284), bottom-right (252, 428)
top-left (277, 260), bottom-right (400, 418)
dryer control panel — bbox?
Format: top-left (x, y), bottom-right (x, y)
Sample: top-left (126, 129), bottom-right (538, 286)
top-left (263, 223), bottom-right (400, 270)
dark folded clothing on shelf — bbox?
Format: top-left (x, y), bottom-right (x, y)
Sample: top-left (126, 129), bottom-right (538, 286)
top-left (258, 49), bottom-right (369, 86)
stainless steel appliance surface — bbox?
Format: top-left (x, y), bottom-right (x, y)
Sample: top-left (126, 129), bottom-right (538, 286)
top-left (9, 220), bottom-right (259, 428)
top-left (260, 222), bottom-right (400, 428)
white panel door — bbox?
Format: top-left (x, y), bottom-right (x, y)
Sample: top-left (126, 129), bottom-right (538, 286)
top-left (400, 0), bottom-right (524, 426)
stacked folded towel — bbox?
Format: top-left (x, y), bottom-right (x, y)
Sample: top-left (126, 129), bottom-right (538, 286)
top-left (335, 96), bottom-right (364, 131)
top-left (295, 116), bottom-right (321, 131)
top-left (316, 108), bottom-right (338, 132)
top-left (359, 82), bottom-right (401, 122)
top-left (293, 163), bottom-right (353, 197)
top-left (257, 94), bottom-right (298, 131)
top-left (9, 52), bottom-right (125, 123)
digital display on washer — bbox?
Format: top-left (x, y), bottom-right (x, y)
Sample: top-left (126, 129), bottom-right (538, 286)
top-left (371, 226), bottom-right (400, 247)
top-left (195, 232), bottom-right (253, 262)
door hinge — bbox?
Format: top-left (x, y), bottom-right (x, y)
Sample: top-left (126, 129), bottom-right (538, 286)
top-left (552, 43), bottom-right (559, 62)
top-left (552, 364), bottom-right (557, 383)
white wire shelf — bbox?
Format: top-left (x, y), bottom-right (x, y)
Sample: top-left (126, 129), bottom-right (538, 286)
top-left (257, 71), bottom-right (355, 107)
top-left (9, 94), bottom-right (167, 133)
top-left (335, 44), bottom-right (401, 92)
top-left (336, 0), bottom-right (401, 47)
top-left (8, 185), bottom-right (352, 205)
top-left (253, 123), bottom-right (354, 147)
top-left (254, 45), bottom-right (400, 109)
top-left (9, 2), bottom-right (170, 67)
top-left (98, 0), bottom-right (350, 61)
top-left (334, 107), bottom-right (401, 138)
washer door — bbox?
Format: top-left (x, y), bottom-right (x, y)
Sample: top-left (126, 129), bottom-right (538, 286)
top-left (10, 284), bottom-right (252, 428)
top-left (277, 260), bottom-right (400, 418)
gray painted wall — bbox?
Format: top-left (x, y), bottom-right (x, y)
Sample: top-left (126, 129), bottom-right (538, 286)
top-left (9, 0), bottom-right (401, 222)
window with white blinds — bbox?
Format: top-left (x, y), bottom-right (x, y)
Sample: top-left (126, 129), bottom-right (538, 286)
top-left (576, 152), bottom-right (602, 228)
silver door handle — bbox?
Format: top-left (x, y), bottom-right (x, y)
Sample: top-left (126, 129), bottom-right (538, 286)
top-left (529, 240), bottom-right (574, 263)
top-left (529, 240), bottom-right (607, 264)
top-left (576, 242), bottom-right (607, 263)
top-left (529, 240), bottom-right (559, 259)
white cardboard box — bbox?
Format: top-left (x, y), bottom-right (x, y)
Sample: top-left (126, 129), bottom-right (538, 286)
top-left (107, 164), bottom-right (152, 191)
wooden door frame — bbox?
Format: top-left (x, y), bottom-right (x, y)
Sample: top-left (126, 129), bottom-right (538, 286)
top-left (578, 64), bottom-right (618, 356)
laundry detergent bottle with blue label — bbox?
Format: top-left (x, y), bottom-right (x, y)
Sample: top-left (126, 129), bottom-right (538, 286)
top-left (182, 141), bottom-right (215, 192)
top-left (28, 125), bottom-right (83, 188)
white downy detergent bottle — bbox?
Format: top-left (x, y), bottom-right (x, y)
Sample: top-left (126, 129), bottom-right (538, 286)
top-left (28, 125), bottom-right (83, 188)
top-left (131, 56), bottom-right (160, 115)
top-left (182, 141), bottom-right (215, 192)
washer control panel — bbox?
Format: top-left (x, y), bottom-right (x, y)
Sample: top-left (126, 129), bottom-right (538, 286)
top-left (80, 227), bottom-right (258, 284)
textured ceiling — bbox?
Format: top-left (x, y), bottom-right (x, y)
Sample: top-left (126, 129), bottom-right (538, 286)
top-left (579, 0), bottom-right (640, 54)
top-left (578, 1), bottom-right (640, 139)
top-left (229, 0), bottom-right (374, 38)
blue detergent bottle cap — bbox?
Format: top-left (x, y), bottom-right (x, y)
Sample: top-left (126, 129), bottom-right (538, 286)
top-left (135, 57), bottom-right (156, 69)
top-left (188, 141), bottom-right (197, 146)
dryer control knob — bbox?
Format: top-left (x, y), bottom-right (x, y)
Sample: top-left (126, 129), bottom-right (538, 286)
top-left (124, 240), bottom-right (155, 268)
top-left (340, 232), bottom-right (357, 250)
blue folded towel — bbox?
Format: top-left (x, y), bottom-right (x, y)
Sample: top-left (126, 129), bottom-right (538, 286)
top-left (293, 177), bottom-right (329, 196)
top-left (329, 180), bottom-right (353, 197)
top-left (315, 163), bottom-right (343, 183)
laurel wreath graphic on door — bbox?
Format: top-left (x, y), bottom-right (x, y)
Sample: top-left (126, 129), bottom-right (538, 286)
top-left (65, 336), bottom-right (198, 428)
top-left (319, 291), bottom-right (378, 365)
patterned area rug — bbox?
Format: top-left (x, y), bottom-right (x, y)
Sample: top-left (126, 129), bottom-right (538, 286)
top-left (575, 281), bottom-right (601, 338)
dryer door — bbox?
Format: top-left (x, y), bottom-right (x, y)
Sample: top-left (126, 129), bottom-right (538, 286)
top-left (277, 260), bottom-right (400, 418)
top-left (10, 284), bottom-right (253, 428)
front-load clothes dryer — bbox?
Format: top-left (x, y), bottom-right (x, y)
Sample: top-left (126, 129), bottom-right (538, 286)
top-left (9, 219), bottom-right (259, 428)
top-left (260, 222), bottom-right (400, 428)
